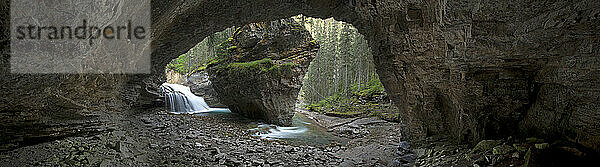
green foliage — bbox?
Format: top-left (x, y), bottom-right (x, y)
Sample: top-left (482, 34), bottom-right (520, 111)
top-left (304, 77), bottom-right (399, 122)
top-left (166, 27), bottom-right (237, 75)
top-left (294, 15), bottom-right (379, 105)
top-left (166, 54), bottom-right (193, 74)
top-left (166, 53), bottom-right (213, 76)
top-left (350, 76), bottom-right (385, 97)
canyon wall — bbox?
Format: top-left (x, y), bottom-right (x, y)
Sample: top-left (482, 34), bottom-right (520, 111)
top-left (1, 0), bottom-right (598, 151)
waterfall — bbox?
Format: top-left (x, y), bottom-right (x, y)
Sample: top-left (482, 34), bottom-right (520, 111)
top-left (160, 83), bottom-right (212, 114)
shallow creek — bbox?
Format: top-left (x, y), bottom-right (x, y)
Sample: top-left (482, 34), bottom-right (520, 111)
top-left (193, 109), bottom-right (347, 146)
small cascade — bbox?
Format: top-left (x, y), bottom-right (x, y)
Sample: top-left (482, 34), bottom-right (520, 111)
top-left (160, 83), bottom-right (212, 114)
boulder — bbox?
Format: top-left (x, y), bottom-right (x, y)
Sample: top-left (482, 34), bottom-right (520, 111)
top-left (206, 18), bottom-right (318, 125)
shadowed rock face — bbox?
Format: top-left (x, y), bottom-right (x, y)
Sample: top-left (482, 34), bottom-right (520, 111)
top-left (186, 72), bottom-right (226, 108)
top-left (206, 19), bottom-right (318, 126)
top-left (1, 0), bottom-right (599, 151)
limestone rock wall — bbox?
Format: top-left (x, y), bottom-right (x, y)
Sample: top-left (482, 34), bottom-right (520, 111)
top-left (365, 0), bottom-right (600, 151)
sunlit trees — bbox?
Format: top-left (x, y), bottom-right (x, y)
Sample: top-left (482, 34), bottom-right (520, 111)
top-left (294, 15), bottom-right (379, 105)
top-left (166, 28), bottom-right (236, 76)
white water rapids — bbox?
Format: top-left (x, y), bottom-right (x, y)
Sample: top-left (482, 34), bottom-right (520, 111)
top-left (160, 83), bottom-right (229, 114)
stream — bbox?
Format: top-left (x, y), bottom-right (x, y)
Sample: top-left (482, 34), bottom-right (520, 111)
top-left (161, 83), bottom-right (345, 146)
top-left (248, 113), bottom-right (347, 146)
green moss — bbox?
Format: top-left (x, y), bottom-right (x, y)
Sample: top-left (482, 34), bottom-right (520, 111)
top-left (215, 37), bottom-right (235, 57)
top-left (227, 58), bottom-right (273, 70)
top-left (277, 62), bottom-right (296, 73)
top-left (350, 77), bottom-right (385, 97)
top-left (217, 37), bottom-right (234, 47)
top-left (206, 57), bottom-right (223, 66)
top-left (185, 65), bottom-right (207, 76)
top-left (267, 65), bottom-right (279, 72)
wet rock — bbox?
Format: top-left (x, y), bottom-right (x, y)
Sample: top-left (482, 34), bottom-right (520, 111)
top-left (267, 158), bottom-right (282, 164)
top-left (285, 146), bottom-right (297, 153)
top-left (251, 157), bottom-right (264, 165)
top-left (398, 154), bottom-right (415, 163)
top-left (106, 141), bottom-right (120, 151)
top-left (215, 153), bottom-right (227, 160)
top-left (206, 147), bottom-right (221, 155)
top-left (185, 134), bottom-right (198, 139)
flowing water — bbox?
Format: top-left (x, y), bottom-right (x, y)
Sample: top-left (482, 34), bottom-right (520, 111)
top-left (160, 83), bottom-right (228, 114)
top-left (161, 83), bottom-right (345, 146)
top-left (248, 113), bottom-right (347, 146)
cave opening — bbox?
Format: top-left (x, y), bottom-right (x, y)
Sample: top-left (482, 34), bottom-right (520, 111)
top-left (161, 15), bottom-right (399, 122)
top-left (157, 15), bottom-right (400, 147)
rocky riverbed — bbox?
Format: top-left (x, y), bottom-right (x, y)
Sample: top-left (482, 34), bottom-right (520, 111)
top-left (0, 107), bottom-right (404, 166)
top-left (3, 107), bottom-right (594, 166)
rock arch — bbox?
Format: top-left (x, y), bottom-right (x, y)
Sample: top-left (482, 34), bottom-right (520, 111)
top-left (149, 0), bottom-right (600, 151)
top-left (149, 0), bottom-right (451, 142)
top-left (1, 0), bottom-right (599, 151)
top-left (147, 0), bottom-right (422, 138)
